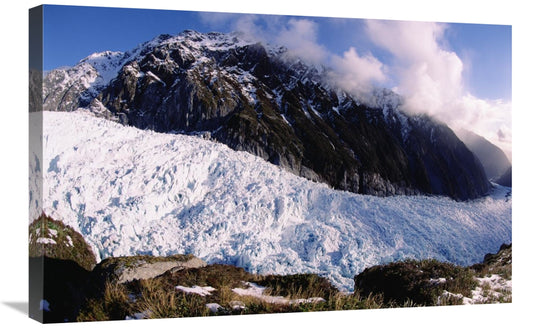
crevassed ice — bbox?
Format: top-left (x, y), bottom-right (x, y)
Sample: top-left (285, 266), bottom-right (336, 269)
top-left (32, 111), bottom-right (512, 291)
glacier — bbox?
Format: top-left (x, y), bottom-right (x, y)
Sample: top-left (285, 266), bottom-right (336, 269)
top-left (30, 111), bottom-right (511, 290)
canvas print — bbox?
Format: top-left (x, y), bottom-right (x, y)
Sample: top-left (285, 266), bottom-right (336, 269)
top-left (28, 4), bottom-right (512, 323)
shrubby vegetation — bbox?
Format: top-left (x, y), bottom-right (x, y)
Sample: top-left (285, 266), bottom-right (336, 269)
top-left (29, 213), bottom-right (97, 271)
top-left (76, 245), bottom-right (511, 321)
top-left (354, 259), bottom-right (477, 306)
top-left (30, 214), bottom-right (511, 322)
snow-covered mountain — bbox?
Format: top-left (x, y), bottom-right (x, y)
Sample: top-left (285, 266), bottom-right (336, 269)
top-left (30, 111), bottom-right (511, 290)
top-left (41, 30), bottom-right (491, 200)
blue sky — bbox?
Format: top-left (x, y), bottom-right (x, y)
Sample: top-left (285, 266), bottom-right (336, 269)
top-left (43, 5), bottom-right (510, 101)
top-left (42, 4), bottom-right (512, 158)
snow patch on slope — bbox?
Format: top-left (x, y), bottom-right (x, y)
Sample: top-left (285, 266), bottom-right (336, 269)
top-left (31, 111), bottom-right (512, 291)
top-left (78, 50), bottom-right (126, 88)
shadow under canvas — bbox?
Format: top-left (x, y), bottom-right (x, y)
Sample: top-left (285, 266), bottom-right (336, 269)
top-left (3, 302), bottom-right (28, 315)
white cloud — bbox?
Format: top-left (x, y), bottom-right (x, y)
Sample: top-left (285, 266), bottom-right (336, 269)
top-left (274, 19), bottom-right (329, 65)
top-left (273, 19), bottom-right (388, 101)
top-left (198, 13), bottom-right (387, 95)
top-left (365, 20), bottom-right (512, 160)
top-left (456, 95), bottom-right (512, 160)
top-left (198, 12), bottom-right (238, 27)
top-left (329, 47), bottom-right (387, 99)
top-left (198, 12), bottom-right (266, 42)
top-left (233, 15), bottom-right (266, 41)
top-left (198, 14), bottom-right (512, 160)
top-left (365, 20), bottom-right (464, 114)
top-left (199, 14), bottom-right (328, 65)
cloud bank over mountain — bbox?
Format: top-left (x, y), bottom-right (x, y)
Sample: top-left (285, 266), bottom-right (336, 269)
top-left (199, 13), bottom-right (511, 160)
top-left (364, 20), bottom-right (511, 161)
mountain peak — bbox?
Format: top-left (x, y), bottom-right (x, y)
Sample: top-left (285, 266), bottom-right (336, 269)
top-left (41, 29), bottom-right (491, 200)
top-left (80, 50), bottom-right (124, 64)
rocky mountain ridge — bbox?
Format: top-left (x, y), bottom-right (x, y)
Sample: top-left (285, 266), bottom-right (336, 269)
top-left (456, 128), bottom-right (511, 181)
top-left (42, 30), bottom-right (490, 200)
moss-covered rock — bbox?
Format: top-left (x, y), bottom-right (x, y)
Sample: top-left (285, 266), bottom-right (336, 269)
top-left (471, 243), bottom-right (512, 279)
top-left (354, 259), bottom-right (477, 306)
top-left (93, 254), bottom-right (207, 284)
top-left (29, 213), bottom-right (97, 271)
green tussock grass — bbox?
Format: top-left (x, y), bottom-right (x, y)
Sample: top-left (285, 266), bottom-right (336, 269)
top-left (31, 214), bottom-right (509, 321)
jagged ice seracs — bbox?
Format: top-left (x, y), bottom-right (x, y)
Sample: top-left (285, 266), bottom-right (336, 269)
top-left (29, 111), bottom-right (511, 290)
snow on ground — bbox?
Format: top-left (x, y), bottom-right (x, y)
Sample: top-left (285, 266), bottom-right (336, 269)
top-left (125, 310), bottom-right (151, 320)
top-left (36, 237), bottom-right (56, 245)
top-left (30, 111), bottom-right (512, 291)
top-left (232, 282), bottom-right (325, 305)
top-left (232, 282), bottom-right (286, 304)
top-left (205, 303), bottom-right (223, 313)
top-left (438, 274), bottom-right (512, 305)
top-left (175, 285), bottom-right (216, 296)
top-left (465, 274), bottom-right (512, 304)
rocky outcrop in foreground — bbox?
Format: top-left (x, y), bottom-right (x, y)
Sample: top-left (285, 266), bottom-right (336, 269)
top-left (354, 243), bottom-right (512, 306)
top-left (29, 253), bottom-right (208, 323)
top-left (92, 254), bottom-right (207, 284)
top-left (30, 242), bottom-right (512, 322)
top-left (29, 213), bottom-right (97, 271)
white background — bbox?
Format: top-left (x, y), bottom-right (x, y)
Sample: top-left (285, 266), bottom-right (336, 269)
top-left (0, 0), bottom-right (530, 327)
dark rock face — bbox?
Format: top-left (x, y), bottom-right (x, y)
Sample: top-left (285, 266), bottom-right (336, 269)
top-left (399, 119), bottom-right (491, 200)
top-left (456, 129), bottom-right (511, 180)
top-left (42, 30), bottom-right (491, 200)
top-left (496, 167), bottom-right (512, 187)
